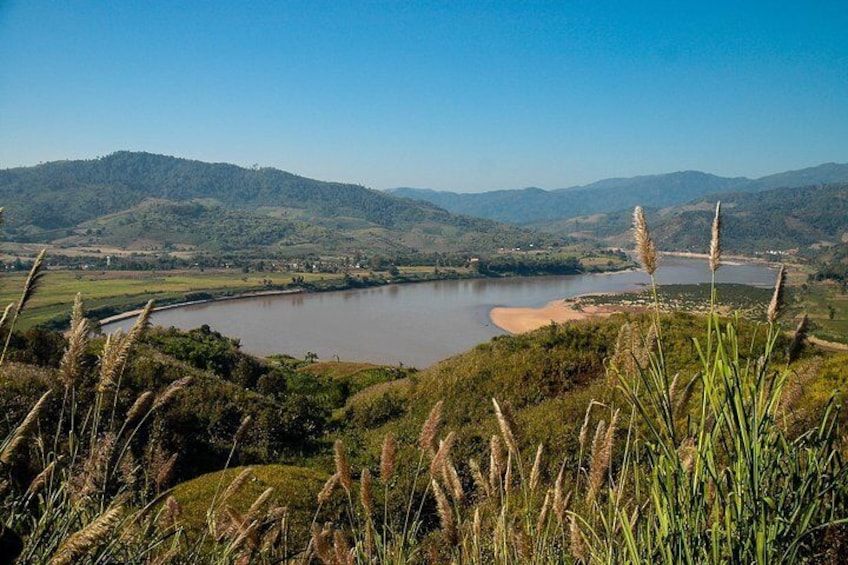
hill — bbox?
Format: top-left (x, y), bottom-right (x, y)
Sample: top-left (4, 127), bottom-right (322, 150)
top-left (546, 182), bottom-right (848, 255)
top-left (0, 152), bottom-right (558, 255)
top-left (389, 163), bottom-right (848, 224)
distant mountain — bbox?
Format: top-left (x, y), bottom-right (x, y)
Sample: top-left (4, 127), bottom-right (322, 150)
top-left (539, 181), bottom-right (848, 255)
top-left (649, 181), bottom-right (848, 254)
top-left (0, 152), bottom-right (556, 254)
top-left (389, 163), bottom-right (848, 224)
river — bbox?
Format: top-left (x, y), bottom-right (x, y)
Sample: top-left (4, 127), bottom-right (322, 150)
top-left (103, 257), bottom-right (777, 367)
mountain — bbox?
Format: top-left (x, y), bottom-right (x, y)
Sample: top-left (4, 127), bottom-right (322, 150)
top-left (389, 163), bottom-right (848, 224)
top-left (649, 181), bottom-right (848, 254)
top-left (0, 152), bottom-right (558, 254)
top-left (539, 182), bottom-right (848, 255)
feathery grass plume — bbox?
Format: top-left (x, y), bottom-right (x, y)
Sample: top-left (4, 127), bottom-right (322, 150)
top-left (317, 473), bottom-right (339, 505)
top-left (537, 489), bottom-right (552, 533)
top-left (586, 419), bottom-right (607, 505)
top-left (333, 530), bottom-right (353, 565)
top-left (69, 293), bottom-right (86, 336)
top-left (60, 296), bottom-right (90, 387)
top-left (767, 264), bottom-right (786, 324)
top-left (221, 468), bottom-right (254, 505)
top-left (17, 248), bottom-right (47, 314)
top-left (379, 432), bottom-right (396, 483)
top-left (0, 302), bottom-right (14, 334)
top-left (360, 467), bottom-right (374, 516)
top-left (309, 523), bottom-right (333, 564)
top-left (709, 201), bottom-right (722, 273)
top-left (152, 376), bottom-right (193, 410)
top-left (97, 301), bottom-right (154, 393)
top-left (125, 391), bottom-right (155, 428)
top-left (431, 479), bottom-right (456, 545)
top-left (675, 373), bottom-right (699, 419)
top-left (234, 415), bottom-right (252, 443)
top-left (489, 435), bottom-right (505, 491)
top-left (1, 390), bottom-right (50, 465)
top-left (1, 248), bottom-right (47, 365)
top-left (443, 458), bottom-right (464, 503)
top-left (553, 465), bottom-right (571, 522)
top-left (633, 206), bottom-right (658, 275)
top-left (126, 299), bottom-right (154, 343)
top-left (578, 400), bottom-right (596, 454)
top-left (26, 460), bottom-right (57, 497)
top-left (246, 487), bottom-right (274, 523)
top-left (419, 400), bottom-right (444, 455)
top-left (469, 458), bottom-right (490, 498)
top-left (473, 507), bottom-right (482, 549)
top-left (49, 505), bottom-right (124, 565)
top-left (529, 443), bottom-right (544, 492)
top-left (569, 513), bottom-right (586, 562)
top-left (677, 437), bottom-right (696, 474)
top-left (333, 440), bottom-right (352, 491)
top-left (492, 398), bottom-right (519, 455)
top-left (668, 372), bottom-right (681, 407)
top-left (154, 453), bottom-right (178, 492)
top-left (96, 332), bottom-right (124, 393)
top-left (158, 495), bottom-right (182, 530)
top-left (430, 431), bottom-right (456, 478)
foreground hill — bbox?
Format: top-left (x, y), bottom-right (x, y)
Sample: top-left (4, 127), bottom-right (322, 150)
top-left (0, 152), bottom-right (556, 254)
top-left (390, 162), bottom-right (848, 224)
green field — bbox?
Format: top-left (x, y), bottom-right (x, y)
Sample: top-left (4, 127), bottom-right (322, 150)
top-left (0, 269), bottom-right (344, 329)
top-left (792, 281), bottom-right (848, 344)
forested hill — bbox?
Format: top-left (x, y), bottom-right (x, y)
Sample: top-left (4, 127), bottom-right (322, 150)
top-left (390, 162), bottom-right (848, 224)
top-left (546, 182), bottom-right (848, 255)
top-left (0, 151), bottom-right (462, 230)
top-left (0, 152), bottom-right (556, 253)
top-left (650, 181), bottom-right (848, 253)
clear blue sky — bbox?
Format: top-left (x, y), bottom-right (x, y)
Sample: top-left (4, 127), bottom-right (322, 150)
top-left (1, 1), bottom-right (846, 192)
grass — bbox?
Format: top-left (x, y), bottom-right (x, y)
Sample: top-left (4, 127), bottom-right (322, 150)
top-left (2, 203), bottom-right (848, 563)
top-left (172, 464), bottom-right (344, 550)
top-left (792, 281), bottom-right (848, 344)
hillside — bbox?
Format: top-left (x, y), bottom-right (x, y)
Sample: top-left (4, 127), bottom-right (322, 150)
top-left (390, 162), bottom-right (848, 224)
top-left (0, 152), bottom-right (557, 254)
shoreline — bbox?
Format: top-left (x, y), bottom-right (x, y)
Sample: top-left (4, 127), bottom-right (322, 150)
top-left (490, 294), bottom-right (632, 334)
top-left (97, 288), bottom-right (305, 326)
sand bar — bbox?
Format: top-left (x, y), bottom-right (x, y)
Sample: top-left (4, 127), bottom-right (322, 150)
top-left (490, 296), bottom-right (621, 334)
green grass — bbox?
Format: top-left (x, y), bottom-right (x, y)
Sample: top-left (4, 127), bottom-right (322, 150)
top-left (793, 281), bottom-right (848, 344)
top-left (172, 464), bottom-right (344, 550)
top-left (0, 269), bottom-right (344, 329)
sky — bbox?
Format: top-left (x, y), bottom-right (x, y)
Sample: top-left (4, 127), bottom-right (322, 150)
top-left (1, 1), bottom-right (846, 192)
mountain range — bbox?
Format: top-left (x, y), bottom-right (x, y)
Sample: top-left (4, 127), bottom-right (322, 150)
top-left (389, 162), bottom-right (848, 224)
top-left (0, 152), bottom-right (554, 255)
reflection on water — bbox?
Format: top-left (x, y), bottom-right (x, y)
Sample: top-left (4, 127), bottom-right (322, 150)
top-left (103, 258), bottom-right (777, 368)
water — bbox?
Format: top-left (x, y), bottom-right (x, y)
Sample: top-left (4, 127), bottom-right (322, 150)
top-left (103, 258), bottom-right (777, 367)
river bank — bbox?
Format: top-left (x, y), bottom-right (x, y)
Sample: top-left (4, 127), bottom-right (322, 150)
top-left (489, 294), bottom-right (631, 334)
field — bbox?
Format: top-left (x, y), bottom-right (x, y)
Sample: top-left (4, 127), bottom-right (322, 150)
top-left (0, 268), bottom-right (344, 329)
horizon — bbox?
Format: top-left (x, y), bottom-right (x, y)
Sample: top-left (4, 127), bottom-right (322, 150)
top-left (5, 150), bottom-right (847, 195)
top-left (1, 2), bottom-right (847, 193)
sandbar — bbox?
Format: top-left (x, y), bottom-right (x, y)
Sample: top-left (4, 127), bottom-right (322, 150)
top-left (490, 296), bottom-right (621, 334)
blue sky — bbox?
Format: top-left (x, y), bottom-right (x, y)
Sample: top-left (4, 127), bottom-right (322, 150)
top-left (1, 1), bottom-right (846, 192)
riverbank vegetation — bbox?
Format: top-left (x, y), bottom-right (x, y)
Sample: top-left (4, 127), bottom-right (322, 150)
top-left (2, 205), bottom-right (848, 563)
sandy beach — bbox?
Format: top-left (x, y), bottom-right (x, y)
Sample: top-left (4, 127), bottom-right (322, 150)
top-left (490, 296), bottom-right (621, 334)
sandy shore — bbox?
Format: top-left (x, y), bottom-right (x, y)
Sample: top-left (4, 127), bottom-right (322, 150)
top-left (490, 296), bottom-right (622, 334)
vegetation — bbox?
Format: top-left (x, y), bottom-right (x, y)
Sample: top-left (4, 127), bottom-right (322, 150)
top-left (0, 152), bottom-right (568, 255)
top-left (391, 163), bottom-right (848, 225)
top-left (1, 204), bottom-right (848, 563)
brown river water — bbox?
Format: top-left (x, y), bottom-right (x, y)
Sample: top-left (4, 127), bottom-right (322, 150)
top-left (103, 257), bottom-right (777, 368)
